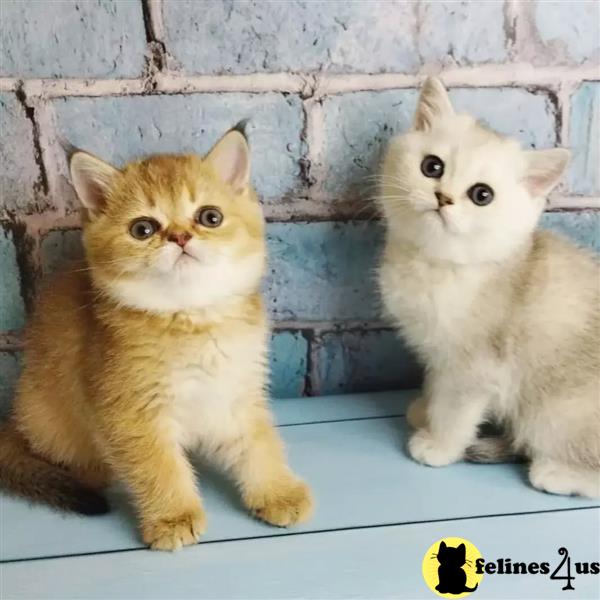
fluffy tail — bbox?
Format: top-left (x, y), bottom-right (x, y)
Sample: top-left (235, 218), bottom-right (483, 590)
top-left (0, 421), bottom-right (109, 515)
top-left (465, 435), bottom-right (523, 464)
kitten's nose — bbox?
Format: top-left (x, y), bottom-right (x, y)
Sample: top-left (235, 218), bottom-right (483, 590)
top-left (435, 191), bottom-right (454, 207)
top-left (167, 231), bottom-right (192, 247)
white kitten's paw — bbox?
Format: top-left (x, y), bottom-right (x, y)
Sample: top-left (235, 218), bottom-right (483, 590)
top-left (408, 429), bottom-right (462, 467)
top-left (529, 460), bottom-right (600, 498)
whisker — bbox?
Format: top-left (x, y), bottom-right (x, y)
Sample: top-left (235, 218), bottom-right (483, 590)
top-left (60, 256), bottom-right (138, 275)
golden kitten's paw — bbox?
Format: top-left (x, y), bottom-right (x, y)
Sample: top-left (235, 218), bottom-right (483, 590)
top-left (142, 508), bottom-right (206, 551)
top-left (408, 429), bottom-right (463, 467)
top-left (245, 478), bottom-right (313, 527)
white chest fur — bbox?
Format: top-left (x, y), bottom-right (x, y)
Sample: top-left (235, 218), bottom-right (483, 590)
top-left (166, 325), bottom-right (265, 450)
top-left (379, 244), bottom-right (491, 356)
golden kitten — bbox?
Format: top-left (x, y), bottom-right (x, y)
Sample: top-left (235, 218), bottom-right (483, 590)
top-left (0, 125), bottom-right (313, 550)
top-left (378, 78), bottom-right (599, 498)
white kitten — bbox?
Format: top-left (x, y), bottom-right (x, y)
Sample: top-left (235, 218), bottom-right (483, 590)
top-left (378, 77), bottom-right (600, 498)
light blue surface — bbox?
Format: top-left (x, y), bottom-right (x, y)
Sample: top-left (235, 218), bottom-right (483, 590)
top-left (274, 389), bottom-right (409, 426)
top-left (3, 510), bottom-right (598, 599)
top-left (1, 392), bottom-right (596, 565)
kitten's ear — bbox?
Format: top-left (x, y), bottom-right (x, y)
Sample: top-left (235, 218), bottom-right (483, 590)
top-left (69, 151), bottom-right (119, 215)
top-left (439, 541), bottom-right (447, 551)
top-left (414, 77), bottom-right (454, 131)
top-left (523, 148), bottom-right (570, 197)
top-left (205, 126), bottom-right (250, 194)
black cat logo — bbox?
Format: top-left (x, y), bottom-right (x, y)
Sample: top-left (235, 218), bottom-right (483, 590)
top-left (435, 541), bottom-right (479, 595)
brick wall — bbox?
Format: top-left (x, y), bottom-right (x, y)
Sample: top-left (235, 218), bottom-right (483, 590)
top-left (0, 0), bottom-right (598, 409)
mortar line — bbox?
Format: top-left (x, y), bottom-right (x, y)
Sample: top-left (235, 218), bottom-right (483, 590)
top-left (143, 0), bottom-right (166, 44)
top-left (300, 328), bottom-right (315, 397)
top-left (503, 0), bottom-right (519, 61)
top-left (1, 64), bottom-right (598, 99)
top-left (155, 72), bottom-right (307, 94)
top-left (302, 98), bottom-right (326, 200)
top-left (557, 80), bottom-right (576, 149)
top-left (14, 84), bottom-right (49, 197)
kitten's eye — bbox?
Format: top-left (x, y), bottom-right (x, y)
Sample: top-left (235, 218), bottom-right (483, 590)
top-left (421, 155), bottom-right (444, 178)
top-left (129, 218), bottom-right (160, 240)
top-left (195, 206), bottom-right (223, 228)
top-left (467, 183), bottom-right (494, 206)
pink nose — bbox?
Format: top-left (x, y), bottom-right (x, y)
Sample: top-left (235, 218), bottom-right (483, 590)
top-left (167, 231), bottom-right (192, 247)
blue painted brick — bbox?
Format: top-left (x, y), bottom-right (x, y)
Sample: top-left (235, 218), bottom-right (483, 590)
top-left (534, 0), bottom-right (600, 64)
top-left (162, 1), bottom-right (507, 75)
top-left (266, 221), bottom-right (383, 322)
top-left (0, 227), bottom-right (25, 333)
top-left (569, 83), bottom-right (599, 195)
top-left (40, 229), bottom-right (84, 275)
top-left (321, 89), bottom-right (418, 198)
top-left (541, 211), bottom-right (600, 254)
top-left (0, 351), bottom-right (21, 417)
top-left (322, 87), bottom-right (557, 199)
top-left (52, 93), bottom-right (304, 204)
top-left (270, 331), bottom-right (308, 399)
top-left (0, 0), bottom-right (146, 78)
top-left (449, 88), bottom-right (557, 149)
top-left (418, 1), bottom-right (508, 64)
top-left (313, 329), bottom-right (422, 396)
top-left (163, 1), bottom-right (418, 74)
top-left (0, 93), bottom-right (40, 213)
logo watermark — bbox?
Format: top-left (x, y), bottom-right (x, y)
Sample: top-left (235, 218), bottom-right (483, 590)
top-left (422, 538), bottom-right (599, 596)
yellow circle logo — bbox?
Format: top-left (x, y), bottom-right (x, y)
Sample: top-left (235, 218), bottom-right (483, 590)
top-left (422, 537), bottom-right (484, 597)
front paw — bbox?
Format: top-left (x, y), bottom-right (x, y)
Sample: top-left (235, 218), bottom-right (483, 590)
top-left (244, 477), bottom-right (313, 527)
top-left (408, 429), bottom-right (462, 467)
top-left (142, 507), bottom-right (206, 551)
